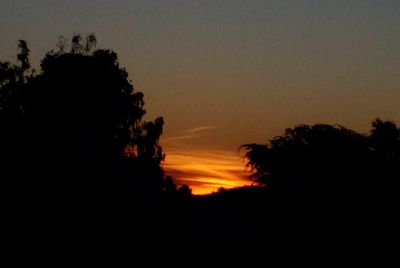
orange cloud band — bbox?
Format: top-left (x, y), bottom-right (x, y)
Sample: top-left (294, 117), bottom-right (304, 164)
top-left (162, 148), bottom-right (253, 195)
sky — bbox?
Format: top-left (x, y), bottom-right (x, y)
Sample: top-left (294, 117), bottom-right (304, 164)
top-left (1, 0), bottom-right (400, 194)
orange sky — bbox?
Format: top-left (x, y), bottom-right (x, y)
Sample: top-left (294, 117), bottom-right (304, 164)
top-left (163, 148), bottom-right (252, 195)
top-left (1, 1), bottom-right (399, 194)
top-left (161, 126), bottom-right (253, 195)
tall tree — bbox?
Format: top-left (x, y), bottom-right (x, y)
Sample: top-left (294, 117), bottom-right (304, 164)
top-left (0, 35), bottom-right (165, 198)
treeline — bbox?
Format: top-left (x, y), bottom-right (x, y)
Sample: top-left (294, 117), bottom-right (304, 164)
top-left (2, 36), bottom-right (399, 249)
top-left (241, 120), bottom-right (400, 224)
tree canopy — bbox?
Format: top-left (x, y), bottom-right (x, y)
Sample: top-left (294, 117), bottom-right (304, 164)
top-left (0, 34), bottom-right (165, 198)
top-left (241, 120), bottom-right (400, 222)
top-left (242, 121), bottom-right (399, 185)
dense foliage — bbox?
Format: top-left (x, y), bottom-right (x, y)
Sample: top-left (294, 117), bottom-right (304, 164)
top-left (0, 35), bottom-right (166, 200)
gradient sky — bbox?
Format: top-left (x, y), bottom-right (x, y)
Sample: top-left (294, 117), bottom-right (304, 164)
top-left (1, 1), bottom-right (400, 193)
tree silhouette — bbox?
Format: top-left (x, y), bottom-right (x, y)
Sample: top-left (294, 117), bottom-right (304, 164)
top-left (163, 176), bottom-right (177, 194)
top-left (241, 120), bottom-right (400, 223)
top-left (243, 124), bottom-right (365, 187)
top-left (370, 118), bottom-right (400, 160)
top-left (177, 184), bottom-right (192, 198)
top-left (0, 35), bottom-right (166, 202)
top-left (368, 119), bottom-right (400, 198)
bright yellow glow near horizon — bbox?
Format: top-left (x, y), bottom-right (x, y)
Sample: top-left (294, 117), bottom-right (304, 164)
top-left (162, 148), bottom-right (254, 195)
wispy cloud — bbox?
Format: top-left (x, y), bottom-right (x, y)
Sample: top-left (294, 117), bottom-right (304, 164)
top-left (162, 126), bottom-right (217, 146)
top-left (186, 126), bottom-right (216, 134)
top-left (163, 148), bottom-right (253, 195)
top-left (164, 134), bottom-right (198, 141)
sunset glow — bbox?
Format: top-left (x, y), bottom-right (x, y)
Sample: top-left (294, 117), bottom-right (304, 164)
top-left (1, 0), bottom-right (400, 248)
top-left (163, 148), bottom-right (252, 195)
